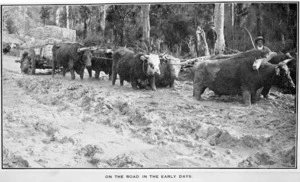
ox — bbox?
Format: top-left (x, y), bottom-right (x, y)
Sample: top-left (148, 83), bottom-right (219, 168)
top-left (52, 43), bottom-right (92, 80)
top-left (193, 50), bottom-right (295, 105)
top-left (87, 49), bottom-right (113, 80)
top-left (112, 47), bottom-right (161, 91)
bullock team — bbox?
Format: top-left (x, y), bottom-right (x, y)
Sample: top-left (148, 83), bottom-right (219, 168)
top-left (51, 44), bottom-right (181, 91)
top-left (20, 42), bottom-right (293, 106)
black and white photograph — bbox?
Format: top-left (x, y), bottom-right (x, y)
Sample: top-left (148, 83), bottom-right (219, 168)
top-left (1, 0), bottom-right (299, 180)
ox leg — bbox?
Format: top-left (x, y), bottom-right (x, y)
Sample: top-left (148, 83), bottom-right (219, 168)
top-left (193, 80), bottom-right (206, 100)
top-left (112, 71), bottom-right (117, 85)
top-left (95, 71), bottom-right (100, 79)
top-left (169, 80), bottom-right (175, 89)
top-left (131, 79), bottom-right (138, 90)
top-left (194, 86), bottom-right (206, 100)
top-left (70, 69), bottom-right (75, 80)
top-left (251, 91), bottom-right (257, 104)
top-left (130, 75), bottom-right (138, 89)
top-left (80, 69), bottom-right (84, 80)
top-left (52, 62), bottom-right (56, 78)
top-left (261, 86), bottom-right (271, 99)
top-left (242, 90), bottom-right (251, 106)
top-left (62, 67), bottom-right (66, 77)
top-left (87, 67), bottom-right (92, 78)
top-left (120, 77), bottom-right (124, 86)
top-left (108, 72), bottom-right (112, 80)
top-left (68, 60), bottom-right (75, 80)
top-left (137, 80), bottom-right (146, 89)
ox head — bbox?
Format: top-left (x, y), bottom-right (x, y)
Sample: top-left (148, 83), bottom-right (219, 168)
top-left (140, 54), bottom-right (161, 76)
top-left (105, 49), bottom-right (113, 58)
top-left (274, 60), bottom-right (295, 90)
top-left (253, 52), bottom-right (278, 70)
top-left (159, 54), bottom-right (181, 79)
top-left (81, 50), bottom-right (92, 68)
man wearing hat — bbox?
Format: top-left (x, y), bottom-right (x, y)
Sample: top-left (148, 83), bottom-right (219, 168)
top-left (255, 36), bottom-right (271, 54)
top-left (206, 22), bottom-right (217, 56)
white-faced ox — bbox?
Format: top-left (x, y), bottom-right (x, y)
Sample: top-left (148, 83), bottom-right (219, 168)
top-left (112, 47), bottom-right (161, 91)
top-left (137, 54), bottom-right (182, 89)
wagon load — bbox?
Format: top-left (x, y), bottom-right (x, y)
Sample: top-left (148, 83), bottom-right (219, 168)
top-left (26, 25), bottom-right (76, 42)
top-left (20, 26), bottom-right (76, 51)
top-left (16, 26), bottom-right (77, 74)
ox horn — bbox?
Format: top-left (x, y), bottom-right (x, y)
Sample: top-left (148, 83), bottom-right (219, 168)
top-left (283, 59), bottom-right (293, 64)
top-left (285, 52), bottom-right (294, 59)
top-left (106, 49), bottom-right (113, 53)
top-left (160, 52), bottom-right (167, 56)
top-left (243, 27), bottom-right (256, 49)
top-left (253, 52), bottom-right (278, 70)
top-left (253, 58), bottom-right (264, 70)
top-left (77, 47), bottom-right (89, 52)
top-left (265, 52), bottom-right (277, 62)
top-left (140, 55), bottom-right (147, 61)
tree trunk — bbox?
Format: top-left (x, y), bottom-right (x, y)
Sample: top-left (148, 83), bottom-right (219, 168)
top-left (84, 20), bottom-right (87, 39)
top-left (120, 24), bottom-right (125, 46)
top-left (214, 3), bottom-right (225, 55)
top-left (66, 6), bottom-right (70, 29)
top-left (195, 26), bottom-right (210, 57)
top-left (56, 8), bottom-right (60, 27)
top-left (99, 5), bottom-right (107, 37)
top-left (141, 4), bottom-right (151, 45)
top-left (256, 4), bottom-right (262, 36)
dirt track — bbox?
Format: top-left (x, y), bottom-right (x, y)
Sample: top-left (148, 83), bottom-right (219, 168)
top-left (2, 55), bottom-right (297, 168)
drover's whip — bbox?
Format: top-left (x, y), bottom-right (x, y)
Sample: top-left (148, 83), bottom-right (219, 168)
top-left (243, 27), bottom-right (256, 49)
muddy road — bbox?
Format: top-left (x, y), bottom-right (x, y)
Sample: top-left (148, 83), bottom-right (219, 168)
top-left (2, 55), bottom-right (297, 168)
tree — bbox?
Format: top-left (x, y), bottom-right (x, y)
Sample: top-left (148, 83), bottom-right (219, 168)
top-left (214, 3), bottom-right (225, 55)
top-left (99, 5), bottom-right (107, 37)
top-left (255, 3), bottom-right (262, 36)
top-left (79, 6), bottom-right (91, 39)
top-left (6, 18), bottom-right (18, 34)
top-left (195, 26), bottom-right (210, 56)
top-left (66, 6), bottom-right (70, 29)
top-left (106, 5), bottom-right (138, 46)
top-left (141, 4), bottom-right (150, 45)
top-left (40, 6), bottom-right (52, 25)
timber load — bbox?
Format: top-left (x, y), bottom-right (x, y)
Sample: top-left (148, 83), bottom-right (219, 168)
top-left (20, 26), bottom-right (76, 49)
top-left (26, 26), bottom-right (76, 42)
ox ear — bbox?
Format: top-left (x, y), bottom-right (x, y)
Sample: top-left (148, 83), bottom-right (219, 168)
top-left (140, 55), bottom-right (148, 62)
top-left (275, 66), bottom-right (280, 76)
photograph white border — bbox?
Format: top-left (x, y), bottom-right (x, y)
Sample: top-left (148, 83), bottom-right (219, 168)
top-left (1, 0), bottom-right (299, 181)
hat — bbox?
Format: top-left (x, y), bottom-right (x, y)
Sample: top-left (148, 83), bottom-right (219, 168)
top-left (208, 22), bottom-right (215, 27)
top-left (255, 36), bottom-right (265, 44)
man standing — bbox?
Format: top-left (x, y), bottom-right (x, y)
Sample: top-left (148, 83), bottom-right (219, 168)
top-left (206, 22), bottom-right (217, 56)
top-left (254, 36), bottom-right (271, 54)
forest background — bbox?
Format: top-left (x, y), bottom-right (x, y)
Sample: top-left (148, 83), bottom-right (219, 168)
top-left (2, 3), bottom-right (298, 58)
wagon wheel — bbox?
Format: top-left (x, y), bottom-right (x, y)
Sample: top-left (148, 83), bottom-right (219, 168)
top-left (28, 58), bottom-right (36, 75)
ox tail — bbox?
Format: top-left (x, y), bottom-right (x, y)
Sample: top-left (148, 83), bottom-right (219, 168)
top-left (243, 27), bottom-right (256, 49)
